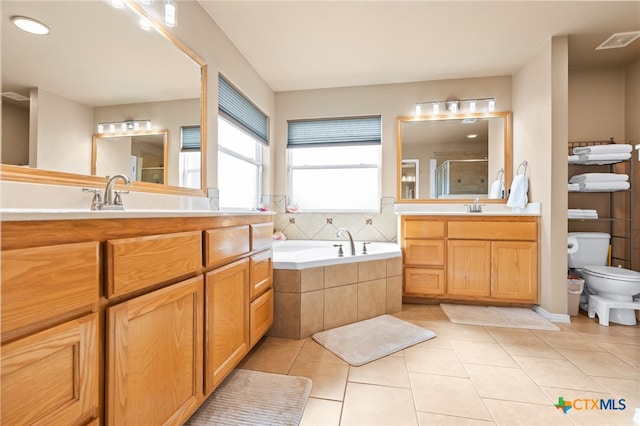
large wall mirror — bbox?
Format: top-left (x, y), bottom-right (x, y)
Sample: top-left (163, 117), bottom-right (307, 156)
top-left (1, 0), bottom-right (207, 195)
top-left (397, 112), bottom-right (512, 202)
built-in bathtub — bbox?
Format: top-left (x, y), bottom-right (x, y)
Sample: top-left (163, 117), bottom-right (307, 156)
top-left (269, 239), bottom-right (404, 339)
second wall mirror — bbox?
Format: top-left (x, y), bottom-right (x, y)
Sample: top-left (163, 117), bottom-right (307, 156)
top-left (397, 111), bottom-right (512, 202)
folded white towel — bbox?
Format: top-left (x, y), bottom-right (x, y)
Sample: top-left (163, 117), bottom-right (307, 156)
top-left (569, 173), bottom-right (629, 184)
top-left (488, 179), bottom-right (504, 199)
top-left (507, 174), bottom-right (528, 208)
top-left (568, 155), bottom-right (580, 164)
top-left (576, 153), bottom-right (632, 164)
top-left (568, 209), bottom-right (598, 219)
top-left (568, 183), bottom-right (580, 191)
top-left (578, 181), bottom-right (630, 192)
top-left (573, 144), bottom-right (632, 154)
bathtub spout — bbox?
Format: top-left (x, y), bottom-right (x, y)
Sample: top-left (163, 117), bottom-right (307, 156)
top-left (336, 228), bottom-right (356, 256)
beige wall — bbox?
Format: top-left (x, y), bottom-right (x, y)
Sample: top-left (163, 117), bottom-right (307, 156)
top-left (273, 77), bottom-right (512, 199)
top-left (1, 103), bottom-right (29, 166)
top-left (625, 58), bottom-right (640, 269)
top-left (513, 36), bottom-right (568, 314)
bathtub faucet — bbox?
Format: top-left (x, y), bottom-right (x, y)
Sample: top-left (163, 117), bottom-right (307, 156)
top-left (336, 228), bottom-right (356, 256)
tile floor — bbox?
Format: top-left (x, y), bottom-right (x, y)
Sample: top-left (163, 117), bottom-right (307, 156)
top-left (238, 304), bottom-right (640, 425)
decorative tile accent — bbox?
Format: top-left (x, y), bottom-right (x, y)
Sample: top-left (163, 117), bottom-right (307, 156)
top-left (366, 218), bottom-right (373, 225)
top-left (289, 217), bottom-right (296, 224)
top-left (326, 218), bottom-right (333, 224)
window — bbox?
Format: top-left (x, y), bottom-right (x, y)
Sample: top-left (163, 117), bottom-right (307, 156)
top-left (179, 126), bottom-right (201, 189)
top-left (218, 75), bottom-right (268, 210)
top-left (287, 116), bottom-right (382, 212)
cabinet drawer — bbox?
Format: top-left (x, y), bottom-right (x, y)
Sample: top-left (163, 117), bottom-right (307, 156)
top-left (448, 221), bottom-right (537, 241)
top-left (404, 268), bottom-right (445, 296)
top-left (250, 249), bottom-right (273, 300)
top-left (403, 219), bottom-right (445, 239)
top-left (251, 222), bottom-right (273, 252)
top-left (403, 239), bottom-right (445, 266)
top-left (2, 313), bottom-right (99, 426)
top-left (250, 288), bottom-right (274, 347)
top-left (205, 225), bottom-right (250, 268)
top-left (1, 241), bottom-right (99, 339)
top-left (106, 231), bottom-right (202, 298)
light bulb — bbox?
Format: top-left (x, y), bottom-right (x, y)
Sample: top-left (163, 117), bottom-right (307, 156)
top-left (450, 102), bottom-right (458, 114)
top-left (164, 1), bottom-right (177, 27)
top-left (488, 99), bottom-right (495, 112)
top-left (134, 121), bottom-right (140, 131)
top-left (98, 124), bottom-right (104, 133)
top-left (111, 0), bottom-right (125, 9)
top-left (469, 100), bottom-right (476, 113)
top-left (121, 122), bottom-right (128, 132)
top-left (146, 121), bottom-right (152, 130)
top-left (432, 103), bottom-right (440, 115)
top-left (109, 123), bottom-right (116, 133)
top-left (415, 104), bottom-right (421, 116)
top-left (139, 18), bottom-right (151, 31)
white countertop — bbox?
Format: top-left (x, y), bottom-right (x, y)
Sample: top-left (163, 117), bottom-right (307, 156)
top-left (394, 202), bottom-right (541, 216)
top-left (0, 208), bottom-right (275, 221)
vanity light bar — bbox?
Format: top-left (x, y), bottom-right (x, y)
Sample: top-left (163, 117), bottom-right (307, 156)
top-left (415, 97), bottom-right (495, 116)
top-left (97, 120), bottom-right (152, 133)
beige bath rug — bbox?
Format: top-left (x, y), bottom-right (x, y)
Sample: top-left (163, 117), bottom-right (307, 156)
top-left (184, 369), bottom-right (312, 425)
top-left (312, 314), bottom-right (437, 366)
top-left (440, 304), bottom-right (560, 331)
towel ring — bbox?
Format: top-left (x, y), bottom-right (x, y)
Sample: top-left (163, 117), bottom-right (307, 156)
top-left (495, 168), bottom-right (504, 182)
top-left (516, 160), bottom-right (528, 176)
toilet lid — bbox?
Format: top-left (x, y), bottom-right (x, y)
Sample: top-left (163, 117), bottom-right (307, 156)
top-left (582, 265), bottom-right (640, 282)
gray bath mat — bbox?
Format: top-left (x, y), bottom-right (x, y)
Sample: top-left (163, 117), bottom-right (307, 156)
top-left (312, 314), bottom-right (437, 366)
top-left (440, 304), bottom-right (560, 331)
top-left (185, 369), bottom-right (312, 425)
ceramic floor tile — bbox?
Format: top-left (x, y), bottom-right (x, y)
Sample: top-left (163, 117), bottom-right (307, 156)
top-left (299, 397), bottom-right (342, 426)
top-left (556, 348), bottom-right (639, 379)
top-left (483, 399), bottom-right (572, 425)
top-left (539, 386), bottom-right (633, 426)
top-left (262, 336), bottom-right (308, 347)
top-left (409, 372), bottom-right (493, 421)
top-left (296, 339), bottom-right (348, 365)
top-left (432, 323), bottom-right (497, 343)
top-left (237, 340), bottom-right (302, 374)
top-left (532, 330), bottom-right (606, 352)
top-left (340, 382), bottom-right (418, 425)
top-left (488, 328), bottom-right (564, 359)
top-left (404, 346), bottom-right (468, 377)
top-left (592, 376), bottom-right (640, 408)
top-left (347, 355), bottom-right (411, 388)
top-left (288, 359), bottom-right (349, 401)
top-left (450, 339), bottom-right (518, 367)
top-left (416, 412), bottom-right (496, 425)
top-left (512, 356), bottom-right (606, 392)
top-left (598, 342), bottom-right (640, 369)
top-left (464, 363), bottom-right (551, 404)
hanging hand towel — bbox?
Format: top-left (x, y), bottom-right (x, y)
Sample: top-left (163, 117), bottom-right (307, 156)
top-left (507, 174), bottom-right (528, 208)
top-left (488, 180), bottom-right (504, 199)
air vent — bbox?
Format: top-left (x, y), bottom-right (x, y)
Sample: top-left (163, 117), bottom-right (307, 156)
top-left (2, 92), bottom-right (30, 101)
top-left (595, 31), bottom-right (640, 50)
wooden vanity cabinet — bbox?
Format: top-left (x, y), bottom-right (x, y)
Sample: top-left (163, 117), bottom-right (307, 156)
top-left (107, 276), bottom-right (203, 426)
top-left (401, 216), bottom-right (539, 304)
top-left (204, 258), bottom-right (250, 395)
top-left (1, 241), bottom-right (101, 426)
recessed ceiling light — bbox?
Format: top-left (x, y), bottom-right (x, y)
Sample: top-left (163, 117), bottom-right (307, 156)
top-left (466, 134), bottom-right (478, 139)
top-left (11, 16), bottom-right (50, 35)
top-left (596, 31), bottom-right (640, 50)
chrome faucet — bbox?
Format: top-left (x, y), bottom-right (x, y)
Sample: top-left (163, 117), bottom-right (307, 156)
top-left (336, 228), bottom-right (356, 256)
top-left (103, 174), bottom-right (131, 210)
top-left (465, 197), bottom-right (484, 213)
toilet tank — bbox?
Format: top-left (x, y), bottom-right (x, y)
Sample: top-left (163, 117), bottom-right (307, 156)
top-left (567, 232), bottom-right (610, 268)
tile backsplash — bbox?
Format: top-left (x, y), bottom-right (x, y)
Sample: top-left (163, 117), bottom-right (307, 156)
top-left (268, 195), bottom-right (397, 242)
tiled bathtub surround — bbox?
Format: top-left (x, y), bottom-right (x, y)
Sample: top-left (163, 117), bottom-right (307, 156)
top-left (269, 257), bottom-right (403, 339)
top-left (268, 196), bottom-right (398, 242)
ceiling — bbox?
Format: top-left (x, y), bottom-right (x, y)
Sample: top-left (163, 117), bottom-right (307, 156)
top-left (199, 1), bottom-right (640, 92)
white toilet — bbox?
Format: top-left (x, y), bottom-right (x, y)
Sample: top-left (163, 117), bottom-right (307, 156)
top-left (567, 232), bottom-right (640, 326)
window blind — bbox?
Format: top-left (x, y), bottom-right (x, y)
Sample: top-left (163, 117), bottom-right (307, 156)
top-left (287, 116), bottom-right (382, 148)
top-left (181, 126), bottom-right (201, 150)
top-left (218, 75), bottom-right (268, 145)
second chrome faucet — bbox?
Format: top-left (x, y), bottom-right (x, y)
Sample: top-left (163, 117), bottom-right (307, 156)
top-left (336, 228), bottom-right (356, 256)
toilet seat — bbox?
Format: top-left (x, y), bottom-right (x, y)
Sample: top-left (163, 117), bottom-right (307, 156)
top-left (581, 266), bottom-right (640, 283)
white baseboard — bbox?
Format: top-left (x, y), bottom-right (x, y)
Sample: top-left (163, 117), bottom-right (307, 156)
top-left (533, 305), bottom-right (571, 323)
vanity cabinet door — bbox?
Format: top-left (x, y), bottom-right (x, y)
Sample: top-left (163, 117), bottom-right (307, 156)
top-left (404, 267), bottom-right (445, 296)
top-left (204, 258), bottom-right (250, 395)
top-left (1, 313), bottom-right (99, 426)
top-left (491, 241), bottom-right (538, 302)
top-left (107, 276), bottom-right (203, 426)
top-left (250, 288), bottom-right (274, 348)
top-left (447, 240), bottom-right (491, 297)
